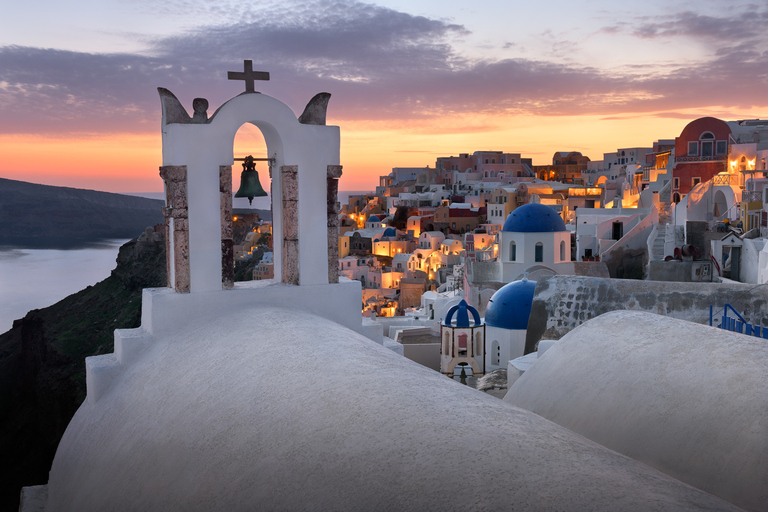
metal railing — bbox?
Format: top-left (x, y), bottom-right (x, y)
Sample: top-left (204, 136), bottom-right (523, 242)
top-left (676, 155), bottom-right (727, 163)
top-left (710, 303), bottom-right (768, 338)
top-left (712, 174), bottom-right (736, 186)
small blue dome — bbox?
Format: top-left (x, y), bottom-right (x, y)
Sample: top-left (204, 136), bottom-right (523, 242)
top-left (444, 300), bottom-right (482, 328)
top-left (502, 203), bottom-right (566, 233)
top-left (367, 215), bottom-right (381, 223)
top-left (484, 279), bottom-right (536, 330)
top-left (382, 227), bottom-right (397, 238)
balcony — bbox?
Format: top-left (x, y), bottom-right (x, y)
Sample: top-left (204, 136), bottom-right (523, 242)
top-left (675, 155), bottom-right (727, 163)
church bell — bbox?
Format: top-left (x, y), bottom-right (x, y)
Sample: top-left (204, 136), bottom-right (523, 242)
top-left (234, 155), bottom-right (268, 205)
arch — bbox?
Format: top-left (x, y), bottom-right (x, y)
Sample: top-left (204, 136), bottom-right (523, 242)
top-left (535, 242), bottom-right (544, 263)
top-left (672, 192), bottom-right (681, 203)
top-left (457, 333), bottom-right (468, 356)
top-left (160, 89), bottom-right (339, 292)
top-left (509, 241), bottom-right (517, 262)
top-left (713, 190), bottom-right (728, 220)
top-left (560, 240), bottom-right (566, 262)
top-left (443, 331), bottom-right (450, 355)
top-left (700, 132), bottom-right (715, 139)
top-left (595, 176), bottom-right (607, 186)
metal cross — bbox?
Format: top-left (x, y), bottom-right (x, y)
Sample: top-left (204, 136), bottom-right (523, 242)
top-left (227, 60), bottom-right (270, 93)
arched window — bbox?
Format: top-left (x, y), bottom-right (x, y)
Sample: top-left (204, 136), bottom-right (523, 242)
top-left (509, 241), bottom-right (517, 261)
top-left (457, 333), bottom-right (468, 356)
top-left (535, 242), bottom-right (544, 262)
top-left (443, 332), bottom-right (450, 355)
top-left (700, 132), bottom-right (715, 157)
top-left (560, 240), bottom-right (566, 261)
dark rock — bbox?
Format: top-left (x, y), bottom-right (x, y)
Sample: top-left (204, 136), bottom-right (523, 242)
top-left (0, 230), bottom-right (166, 511)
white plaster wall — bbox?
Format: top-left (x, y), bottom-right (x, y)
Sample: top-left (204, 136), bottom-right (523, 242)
top-left (485, 326), bottom-right (526, 370)
top-left (741, 237), bottom-right (766, 284)
top-left (162, 93), bottom-right (339, 291)
top-left (505, 310), bottom-right (768, 512)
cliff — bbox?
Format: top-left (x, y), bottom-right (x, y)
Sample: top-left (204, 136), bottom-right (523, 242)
top-left (0, 229), bottom-right (166, 511)
top-left (0, 178), bottom-right (164, 248)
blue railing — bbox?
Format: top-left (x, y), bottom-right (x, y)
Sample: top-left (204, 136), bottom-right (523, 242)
top-left (710, 303), bottom-right (768, 338)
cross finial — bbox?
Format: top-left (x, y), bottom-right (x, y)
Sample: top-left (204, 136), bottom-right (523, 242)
top-left (227, 60), bottom-right (270, 93)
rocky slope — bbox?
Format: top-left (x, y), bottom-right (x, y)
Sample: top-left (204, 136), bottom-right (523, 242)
top-left (0, 229), bottom-right (166, 511)
top-left (0, 178), bottom-right (164, 248)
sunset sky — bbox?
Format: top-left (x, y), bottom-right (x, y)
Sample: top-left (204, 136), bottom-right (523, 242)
top-left (1, 0), bottom-right (768, 192)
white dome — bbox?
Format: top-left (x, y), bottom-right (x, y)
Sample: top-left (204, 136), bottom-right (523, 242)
top-left (45, 307), bottom-right (741, 511)
top-left (506, 310), bottom-right (768, 512)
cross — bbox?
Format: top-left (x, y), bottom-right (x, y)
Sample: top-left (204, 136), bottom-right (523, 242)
top-left (227, 60), bottom-right (270, 93)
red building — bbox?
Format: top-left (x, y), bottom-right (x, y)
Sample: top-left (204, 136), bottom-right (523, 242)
top-left (671, 117), bottom-right (730, 200)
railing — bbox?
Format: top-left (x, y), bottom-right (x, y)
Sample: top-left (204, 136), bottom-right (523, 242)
top-left (712, 174), bottom-right (737, 186)
top-left (676, 155), bottom-right (727, 163)
top-left (710, 303), bottom-right (768, 338)
top-left (742, 191), bottom-right (762, 202)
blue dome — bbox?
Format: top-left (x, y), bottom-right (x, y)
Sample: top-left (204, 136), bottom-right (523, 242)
top-left (502, 203), bottom-right (566, 233)
top-left (367, 215), bottom-right (381, 223)
top-left (382, 227), bottom-right (397, 238)
top-left (444, 300), bottom-right (482, 328)
top-left (484, 279), bottom-right (536, 330)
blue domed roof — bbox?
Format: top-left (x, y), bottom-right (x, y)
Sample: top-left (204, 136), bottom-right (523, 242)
top-left (502, 203), bottom-right (566, 233)
top-left (367, 215), bottom-right (381, 223)
top-left (444, 300), bottom-right (482, 328)
top-left (382, 227), bottom-right (397, 238)
top-left (484, 279), bottom-right (536, 330)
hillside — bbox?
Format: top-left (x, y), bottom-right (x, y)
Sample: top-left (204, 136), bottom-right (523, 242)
top-left (0, 178), bottom-right (164, 248)
top-left (0, 232), bottom-right (166, 511)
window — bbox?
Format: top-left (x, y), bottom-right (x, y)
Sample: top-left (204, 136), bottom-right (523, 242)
top-left (535, 242), bottom-right (544, 262)
top-left (692, 177), bottom-right (701, 187)
top-left (673, 177), bottom-right (680, 189)
top-left (475, 333), bottom-right (482, 355)
top-left (560, 240), bottom-right (566, 261)
top-left (458, 333), bottom-right (468, 355)
top-left (509, 241), bottom-right (516, 261)
top-left (688, 141), bottom-right (698, 155)
top-left (701, 141), bottom-right (713, 157)
top-left (716, 141), bottom-right (727, 155)
top-left (700, 132), bottom-right (715, 139)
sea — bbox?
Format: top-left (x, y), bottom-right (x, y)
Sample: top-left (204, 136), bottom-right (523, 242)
top-left (0, 190), bottom-right (372, 334)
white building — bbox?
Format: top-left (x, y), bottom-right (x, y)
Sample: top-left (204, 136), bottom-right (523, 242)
top-left (483, 279), bottom-right (536, 371)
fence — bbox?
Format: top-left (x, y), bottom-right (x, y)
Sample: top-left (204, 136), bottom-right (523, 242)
top-left (710, 303), bottom-right (768, 338)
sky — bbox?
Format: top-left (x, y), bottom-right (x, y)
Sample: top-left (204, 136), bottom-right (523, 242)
top-left (1, 0), bottom-right (768, 192)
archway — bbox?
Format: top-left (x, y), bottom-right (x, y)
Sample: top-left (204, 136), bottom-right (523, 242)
top-left (159, 85), bottom-right (340, 293)
top-left (231, 124), bottom-right (272, 282)
top-left (713, 189), bottom-right (728, 220)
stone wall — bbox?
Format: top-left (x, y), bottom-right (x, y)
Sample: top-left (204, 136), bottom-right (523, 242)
top-left (525, 275), bottom-right (768, 353)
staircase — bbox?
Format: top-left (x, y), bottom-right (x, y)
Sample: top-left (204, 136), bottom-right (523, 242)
top-left (651, 224), bottom-right (667, 260)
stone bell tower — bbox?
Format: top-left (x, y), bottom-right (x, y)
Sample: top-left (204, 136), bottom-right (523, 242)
top-left (158, 60), bottom-right (343, 293)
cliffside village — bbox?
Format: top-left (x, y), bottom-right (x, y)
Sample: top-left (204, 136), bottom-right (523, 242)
top-left (23, 73), bottom-right (766, 512)
top-left (238, 114), bottom-right (768, 320)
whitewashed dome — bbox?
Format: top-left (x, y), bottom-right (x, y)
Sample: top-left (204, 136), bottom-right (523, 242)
top-left (505, 310), bottom-right (768, 512)
top-left (44, 307), bottom-right (743, 511)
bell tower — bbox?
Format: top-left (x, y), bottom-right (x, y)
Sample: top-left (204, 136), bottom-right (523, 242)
top-left (158, 61), bottom-right (342, 292)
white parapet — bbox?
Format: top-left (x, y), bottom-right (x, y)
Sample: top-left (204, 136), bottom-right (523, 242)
top-left (85, 354), bottom-right (120, 405)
